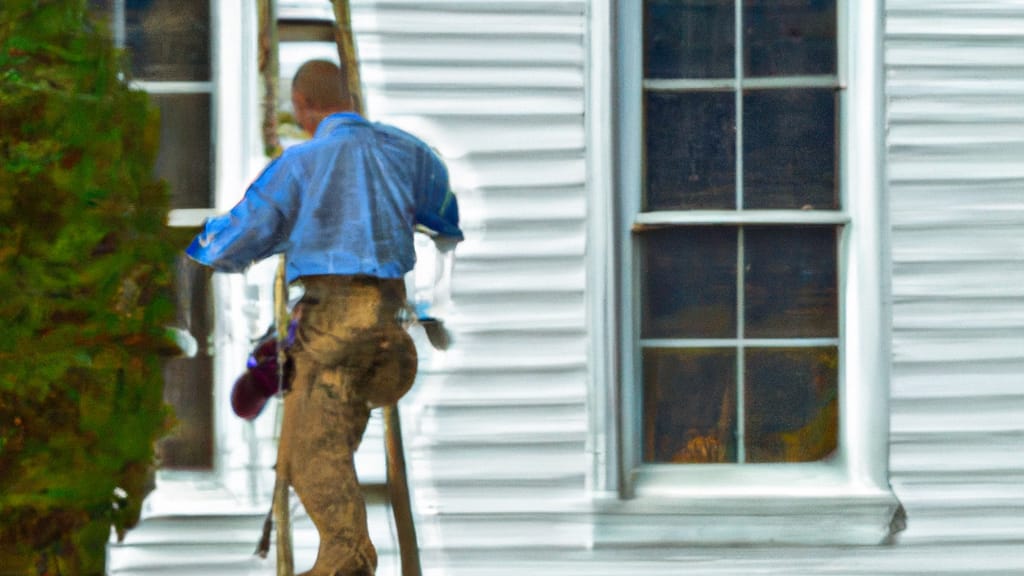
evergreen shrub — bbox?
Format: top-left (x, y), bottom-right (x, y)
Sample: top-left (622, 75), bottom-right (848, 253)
top-left (1, 1), bottom-right (179, 573)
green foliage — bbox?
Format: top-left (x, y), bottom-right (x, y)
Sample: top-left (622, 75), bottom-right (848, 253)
top-left (0, 1), bottom-right (178, 572)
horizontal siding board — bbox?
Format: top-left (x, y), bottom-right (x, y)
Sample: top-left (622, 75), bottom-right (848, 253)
top-left (892, 298), bottom-right (1024, 329)
top-left (414, 545), bottom-right (1024, 576)
top-left (415, 404), bottom-right (588, 443)
top-left (892, 361), bottom-right (1024, 399)
top-left (887, 76), bottom-right (1024, 99)
top-left (447, 154), bottom-right (586, 189)
top-left (402, 116), bottom-right (585, 157)
top-left (410, 444), bottom-right (586, 484)
top-left (886, 95), bottom-right (1024, 123)
top-left (891, 227), bottom-right (1024, 262)
top-left (368, 90), bottom-right (584, 117)
top-left (356, 35), bottom-right (586, 65)
top-left (352, 9), bottom-right (583, 37)
top-left (891, 398), bottom-right (1024, 434)
top-left (355, 0), bottom-right (585, 13)
top-left (360, 64), bottom-right (583, 90)
top-left (411, 369), bottom-right (585, 407)
top-left (887, 42), bottom-right (1024, 68)
top-left (893, 333), bottom-right (1024, 364)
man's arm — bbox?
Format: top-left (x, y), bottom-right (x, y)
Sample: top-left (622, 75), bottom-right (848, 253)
top-left (186, 158), bottom-right (297, 272)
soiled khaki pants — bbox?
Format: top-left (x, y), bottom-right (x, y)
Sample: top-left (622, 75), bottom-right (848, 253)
top-left (278, 275), bottom-right (417, 576)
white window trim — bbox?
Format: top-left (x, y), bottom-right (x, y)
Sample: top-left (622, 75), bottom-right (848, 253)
top-left (585, 0), bottom-right (903, 545)
top-left (150, 0), bottom-right (270, 509)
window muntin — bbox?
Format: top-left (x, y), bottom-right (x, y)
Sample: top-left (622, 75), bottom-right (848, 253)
top-left (636, 0), bottom-right (840, 466)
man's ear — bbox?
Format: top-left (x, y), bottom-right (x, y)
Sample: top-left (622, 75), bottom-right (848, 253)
top-left (291, 91), bottom-right (308, 113)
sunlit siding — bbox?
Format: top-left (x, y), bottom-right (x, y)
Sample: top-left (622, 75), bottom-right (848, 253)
top-left (350, 0), bottom-right (593, 553)
top-left (886, 0), bottom-right (1024, 560)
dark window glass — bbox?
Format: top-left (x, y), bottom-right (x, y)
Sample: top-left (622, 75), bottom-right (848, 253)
top-left (150, 93), bottom-right (212, 209)
top-left (644, 348), bottom-right (738, 463)
top-left (744, 226), bottom-right (838, 338)
top-left (645, 0), bottom-right (735, 79)
top-left (157, 256), bottom-right (214, 469)
top-left (126, 0), bottom-right (210, 81)
top-left (744, 347), bottom-right (838, 462)
top-left (642, 227), bottom-right (737, 338)
top-left (743, 0), bottom-right (837, 77)
top-left (743, 89), bottom-right (837, 210)
top-left (646, 92), bottom-right (736, 210)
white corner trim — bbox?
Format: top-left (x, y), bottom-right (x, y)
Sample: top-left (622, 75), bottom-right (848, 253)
top-left (584, 0), bottom-right (620, 497)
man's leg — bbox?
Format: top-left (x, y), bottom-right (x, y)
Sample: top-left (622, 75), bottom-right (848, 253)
top-left (283, 276), bottom-right (412, 575)
top-left (287, 355), bottom-right (377, 576)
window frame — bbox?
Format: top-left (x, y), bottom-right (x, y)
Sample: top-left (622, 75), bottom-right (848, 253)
top-left (585, 0), bottom-right (902, 543)
top-left (105, 0), bottom-right (265, 479)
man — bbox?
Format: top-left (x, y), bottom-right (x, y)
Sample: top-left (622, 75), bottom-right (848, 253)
top-left (186, 59), bottom-right (463, 576)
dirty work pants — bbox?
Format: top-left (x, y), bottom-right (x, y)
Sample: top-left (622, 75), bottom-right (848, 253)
top-left (278, 275), bottom-right (417, 576)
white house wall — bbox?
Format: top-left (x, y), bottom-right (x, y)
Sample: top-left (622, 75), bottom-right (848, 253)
top-left (398, 0), bottom-right (1024, 571)
top-left (885, 0), bottom-right (1024, 555)
top-left (374, 0), bottom-right (1024, 572)
top-left (108, 0), bottom-right (1024, 574)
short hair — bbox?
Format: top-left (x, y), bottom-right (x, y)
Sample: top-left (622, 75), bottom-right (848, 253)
top-left (291, 60), bottom-right (351, 109)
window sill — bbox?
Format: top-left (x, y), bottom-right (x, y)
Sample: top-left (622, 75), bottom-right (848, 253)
top-left (590, 463), bottom-right (904, 547)
top-left (168, 208), bottom-right (218, 228)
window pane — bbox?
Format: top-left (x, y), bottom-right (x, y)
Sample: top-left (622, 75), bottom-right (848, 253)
top-left (646, 92), bottom-right (736, 210)
top-left (643, 348), bottom-right (737, 463)
top-left (743, 89), bottom-right (837, 210)
top-left (744, 347), bottom-right (838, 462)
top-left (157, 255), bottom-right (214, 469)
top-left (126, 0), bottom-right (210, 81)
top-left (744, 226), bottom-right (838, 338)
top-left (743, 0), bottom-right (836, 77)
top-left (645, 0), bottom-right (735, 79)
top-left (151, 93), bottom-right (212, 209)
top-left (641, 227), bottom-right (737, 338)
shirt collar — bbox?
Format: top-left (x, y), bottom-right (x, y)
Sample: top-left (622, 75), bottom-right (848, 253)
top-left (313, 112), bottom-right (369, 139)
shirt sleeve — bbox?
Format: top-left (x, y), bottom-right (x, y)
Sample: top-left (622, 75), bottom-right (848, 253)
top-left (414, 148), bottom-right (464, 242)
top-left (185, 157), bottom-right (298, 272)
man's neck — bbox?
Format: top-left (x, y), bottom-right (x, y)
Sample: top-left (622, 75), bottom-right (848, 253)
top-left (310, 108), bottom-right (356, 134)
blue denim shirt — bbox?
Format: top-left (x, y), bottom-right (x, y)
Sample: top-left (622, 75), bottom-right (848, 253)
top-left (186, 113), bottom-right (463, 283)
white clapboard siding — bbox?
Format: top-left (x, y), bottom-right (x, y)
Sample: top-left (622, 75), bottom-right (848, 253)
top-left (351, 0), bottom-right (593, 555)
top-left (885, 0), bottom-right (1024, 566)
top-left (108, 1), bottom-right (1024, 574)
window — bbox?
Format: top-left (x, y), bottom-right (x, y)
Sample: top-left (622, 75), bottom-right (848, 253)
top-left (586, 0), bottom-right (902, 543)
top-left (638, 0), bottom-right (840, 466)
top-left (90, 0), bottom-right (216, 469)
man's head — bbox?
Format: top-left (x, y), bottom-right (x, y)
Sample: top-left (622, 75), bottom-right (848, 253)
top-left (291, 59), bottom-right (353, 135)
